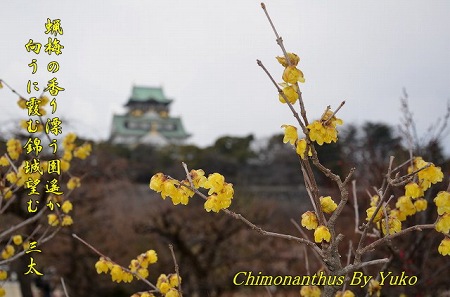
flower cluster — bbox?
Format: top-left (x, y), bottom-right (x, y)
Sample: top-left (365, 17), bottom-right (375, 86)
top-left (435, 191), bottom-right (450, 256)
top-left (47, 195), bottom-right (74, 227)
top-left (150, 170), bottom-right (234, 213)
top-left (1, 235), bottom-right (32, 262)
top-left (95, 257), bottom-right (134, 283)
top-left (129, 249), bottom-right (158, 279)
top-left (300, 196), bottom-right (337, 243)
top-left (95, 250), bottom-right (182, 297)
top-left (307, 109), bottom-right (343, 145)
top-left (156, 274), bottom-right (182, 297)
top-left (281, 124), bottom-right (311, 159)
top-left (276, 52), bottom-right (304, 105)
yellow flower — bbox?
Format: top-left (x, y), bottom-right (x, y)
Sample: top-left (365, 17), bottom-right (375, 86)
top-left (74, 143), bottom-right (92, 159)
top-left (166, 289), bottom-right (180, 297)
top-left (146, 249), bottom-right (158, 264)
top-left (0, 270), bottom-right (7, 280)
top-left (414, 198), bottom-right (427, 212)
top-left (62, 215), bottom-right (73, 226)
top-left (418, 163), bottom-right (443, 189)
top-left (95, 257), bottom-right (110, 274)
top-left (300, 285), bottom-right (321, 297)
top-left (405, 183), bottom-right (423, 199)
top-left (17, 97), bottom-right (27, 109)
top-left (157, 279), bottom-right (171, 294)
top-left (6, 138), bottom-right (22, 160)
top-left (12, 235), bottom-right (23, 245)
top-left (0, 287), bottom-right (5, 297)
top-left (48, 214), bottom-right (59, 226)
top-left (190, 169), bottom-right (207, 188)
top-left (110, 265), bottom-right (124, 283)
top-left (381, 216), bottom-right (402, 235)
top-left (61, 201), bottom-right (73, 213)
top-left (150, 173), bottom-right (166, 193)
top-left (62, 133), bottom-right (77, 150)
top-left (0, 156), bottom-right (9, 166)
top-left (296, 138), bottom-right (311, 159)
top-left (434, 191), bottom-right (450, 215)
top-left (366, 206), bottom-right (383, 222)
top-left (320, 196), bottom-right (337, 214)
top-left (435, 214), bottom-right (450, 234)
top-left (396, 196), bottom-right (416, 217)
top-left (282, 66), bottom-right (305, 84)
top-left (1, 187), bottom-right (13, 200)
top-left (281, 124), bottom-right (298, 145)
top-left (301, 211), bottom-right (318, 230)
top-left (307, 110), bottom-right (343, 146)
top-left (60, 159), bottom-right (70, 172)
top-left (1, 245), bottom-right (15, 260)
top-left (438, 237), bottom-right (450, 256)
top-left (390, 209), bottom-right (407, 222)
top-left (279, 85), bottom-right (299, 104)
top-left (169, 274), bottom-right (181, 287)
top-left (368, 280), bottom-right (381, 296)
top-left (39, 96), bottom-right (49, 106)
top-left (6, 172), bottom-right (17, 184)
top-left (204, 173), bottom-right (226, 195)
top-left (370, 195), bottom-right (379, 207)
top-left (141, 293), bottom-right (155, 297)
top-left (63, 151), bottom-right (73, 162)
top-left (161, 179), bottom-right (178, 199)
top-left (67, 177), bottom-right (81, 190)
top-left (137, 268), bottom-right (149, 279)
top-left (314, 225), bottom-right (331, 243)
top-left (276, 52), bottom-right (300, 67)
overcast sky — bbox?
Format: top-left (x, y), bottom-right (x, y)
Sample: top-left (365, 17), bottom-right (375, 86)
top-left (1, 1), bottom-right (449, 154)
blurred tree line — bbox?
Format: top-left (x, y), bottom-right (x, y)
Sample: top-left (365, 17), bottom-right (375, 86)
top-left (2, 120), bottom-right (449, 296)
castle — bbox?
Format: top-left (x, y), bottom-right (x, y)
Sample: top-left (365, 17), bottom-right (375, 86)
top-left (109, 86), bottom-right (190, 146)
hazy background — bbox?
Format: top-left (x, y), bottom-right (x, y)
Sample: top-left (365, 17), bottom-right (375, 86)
top-left (1, 0), bottom-right (449, 150)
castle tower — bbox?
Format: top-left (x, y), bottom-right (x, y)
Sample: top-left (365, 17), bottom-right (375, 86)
top-left (109, 86), bottom-right (190, 146)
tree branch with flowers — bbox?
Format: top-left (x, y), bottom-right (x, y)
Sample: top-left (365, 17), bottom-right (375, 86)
top-left (69, 3), bottom-right (450, 297)
top-left (145, 3), bottom-right (450, 297)
top-left (0, 79), bottom-right (92, 297)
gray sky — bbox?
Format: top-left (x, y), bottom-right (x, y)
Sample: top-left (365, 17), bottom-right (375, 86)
top-left (1, 1), bottom-right (449, 153)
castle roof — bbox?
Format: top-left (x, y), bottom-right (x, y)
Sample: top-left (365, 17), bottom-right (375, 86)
top-left (126, 86), bottom-right (172, 106)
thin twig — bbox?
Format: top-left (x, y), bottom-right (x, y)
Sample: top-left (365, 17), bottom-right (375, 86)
top-left (323, 101), bottom-right (346, 126)
top-left (61, 278), bottom-right (70, 297)
top-left (169, 244), bottom-right (183, 297)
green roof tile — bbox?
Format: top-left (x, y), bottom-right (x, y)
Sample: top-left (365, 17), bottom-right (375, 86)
top-left (129, 86), bottom-right (172, 104)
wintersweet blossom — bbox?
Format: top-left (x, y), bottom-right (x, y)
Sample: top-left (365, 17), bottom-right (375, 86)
top-left (307, 109), bottom-right (343, 145)
top-left (282, 66), bottom-right (305, 84)
top-left (434, 191), bottom-right (450, 215)
top-left (279, 84), bottom-right (299, 104)
top-left (314, 225), bottom-right (331, 243)
top-left (320, 196), bottom-right (337, 214)
top-left (301, 211), bottom-right (318, 230)
top-left (300, 285), bottom-right (321, 297)
top-left (366, 206), bottom-right (383, 223)
top-left (281, 124), bottom-right (298, 145)
top-left (435, 214), bottom-right (450, 234)
top-left (438, 237), bottom-right (450, 256)
top-left (381, 216), bottom-right (402, 235)
top-left (276, 52), bottom-right (300, 67)
top-left (405, 182), bottom-right (424, 199)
